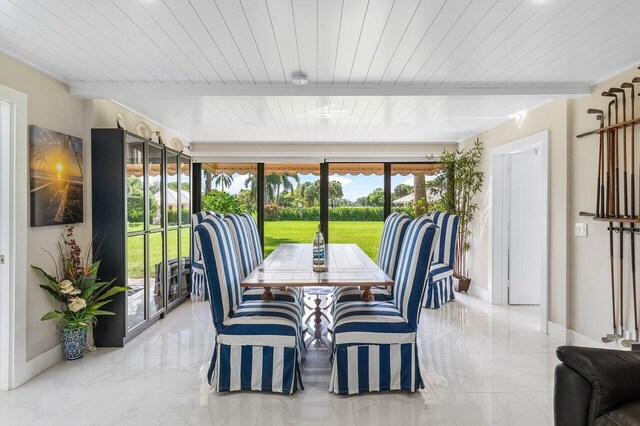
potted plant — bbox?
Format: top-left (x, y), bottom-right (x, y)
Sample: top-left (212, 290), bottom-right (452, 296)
top-left (32, 226), bottom-right (128, 360)
top-left (428, 138), bottom-right (484, 292)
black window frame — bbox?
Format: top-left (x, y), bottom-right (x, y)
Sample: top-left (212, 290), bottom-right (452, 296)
top-left (195, 160), bottom-right (450, 256)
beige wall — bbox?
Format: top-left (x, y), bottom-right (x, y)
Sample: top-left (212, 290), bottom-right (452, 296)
top-left (461, 63), bottom-right (640, 343)
top-left (91, 99), bottom-right (188, 148)
top-left (460, 99), bottom-right (569, 328)
top-left (0, 50), bottom-right (91, 361)
top-left (0, 51), bottom-right (184, 382)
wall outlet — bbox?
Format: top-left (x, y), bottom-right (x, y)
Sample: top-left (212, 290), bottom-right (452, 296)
top-left (575, 223), bottom-right (588, 237)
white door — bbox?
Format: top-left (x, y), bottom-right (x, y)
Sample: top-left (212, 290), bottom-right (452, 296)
top-left (0, 99), bottom-right (10, 389)
top-left (508, 147), bottom-right (542, 305)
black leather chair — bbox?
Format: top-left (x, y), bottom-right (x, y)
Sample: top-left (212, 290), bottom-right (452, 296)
top-left (555, 346), bottom-right (640, 425)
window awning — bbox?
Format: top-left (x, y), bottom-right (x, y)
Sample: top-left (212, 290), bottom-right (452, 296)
top-left (200, 162), bottom-right (444, 176)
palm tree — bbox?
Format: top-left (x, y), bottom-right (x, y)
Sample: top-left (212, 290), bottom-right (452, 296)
top-left (299, 181), bottom-right (318, 207)
top-left (413, 173), bottom-right (427, 216)
top-left (278, 173), bottom-right (300, 204)
top-left (205, 171), bottom-right (212, 194)
top-left (244, 174), bottom-right (257, 193)
top-left (244, 174), bottom-right (278, 204)
top-left (213, 172), bottom-right (234, 191)
top-left (265, 174), bottom-right (281, 204)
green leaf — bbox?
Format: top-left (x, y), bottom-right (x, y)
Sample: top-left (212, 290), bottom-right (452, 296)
top-left (93, 286), bottom-right (129, 302)
top-left (31, 266), bottom-right (60, 288)
top-left (91, 310), bottom-right (116, 316)
top-left (80, 281), bottom-right (108, 299)
top-left (39, 284), bottom-right (63, 302)
top-left (41, 311), bottom-right (65, 321)
top-left (87, 300), bottom-right (112, 311)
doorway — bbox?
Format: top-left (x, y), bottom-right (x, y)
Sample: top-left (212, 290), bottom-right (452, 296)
top-left (0, 99), bottom-right (11, 390)
top-left (491, 131), bottom-right (549, 331)
top-left (507, 147), bottom-right (542, 305)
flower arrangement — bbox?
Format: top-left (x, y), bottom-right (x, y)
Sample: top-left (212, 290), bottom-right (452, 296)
top-left (32, 226), bottom-right (128, 358)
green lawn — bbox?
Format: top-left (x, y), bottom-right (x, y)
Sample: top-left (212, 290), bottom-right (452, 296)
top-left (126, 224), bottom-right (190, 278)
top-left (125, 221), bottom-right (383, 278)
top-left (265, 221), bottom-right (383, 260)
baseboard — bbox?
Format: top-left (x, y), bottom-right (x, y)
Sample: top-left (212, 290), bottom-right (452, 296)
top-left (566, 329), bottom-right (611, 349)
top-left (468, 285), bottom-right (489, 302)
top-left (13, 345), bottom-right (62, 389)
top-left (547, 321), bottom-right (567, 344)
top-left (545, 322), bottom-right (630, 349)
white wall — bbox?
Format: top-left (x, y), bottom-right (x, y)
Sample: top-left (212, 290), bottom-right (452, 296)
top-left (191, 142), bottom-right (455, 163)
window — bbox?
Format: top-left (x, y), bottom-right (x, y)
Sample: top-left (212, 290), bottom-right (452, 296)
top-left (196, 161), bottom-right (450, 260)
top-left (391, 163), bottom-right (450, 218)
top-left (328, 163), bottom-right (384, 261)
top-left (201, 163), bottom-right (257, 216)
top-left (263, 163), bottom-right (321, 257)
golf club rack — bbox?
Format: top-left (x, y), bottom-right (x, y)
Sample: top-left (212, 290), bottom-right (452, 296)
top-left (578, 66), bottom-right (640, 350)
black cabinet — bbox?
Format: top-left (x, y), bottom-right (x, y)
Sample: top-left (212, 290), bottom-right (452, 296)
top-left (91, 129), bottom-right (192, 346)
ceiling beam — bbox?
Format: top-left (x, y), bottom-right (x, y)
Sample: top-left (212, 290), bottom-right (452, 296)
top-left (70, 83), bottom-right (592, 100)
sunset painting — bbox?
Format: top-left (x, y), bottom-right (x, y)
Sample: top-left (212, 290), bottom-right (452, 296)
top-left (29, 125), bottom-right (83, 227)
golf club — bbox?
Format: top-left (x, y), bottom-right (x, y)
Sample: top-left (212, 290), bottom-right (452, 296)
top-left (588, 109), bottom-right (605, 217)
top-left (602, 96), bottom-right (620, 343)
top-left (620, 82), bottom-right (638, 347)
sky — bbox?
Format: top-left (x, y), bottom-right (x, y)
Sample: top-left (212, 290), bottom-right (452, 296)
top-left (218, 172), bottom-right (428, 201)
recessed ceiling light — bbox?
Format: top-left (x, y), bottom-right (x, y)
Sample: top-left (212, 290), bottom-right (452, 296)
top-left (243, 121), bottom-right (255, 126)
top-left (292, 73), bottom-right (308, 86)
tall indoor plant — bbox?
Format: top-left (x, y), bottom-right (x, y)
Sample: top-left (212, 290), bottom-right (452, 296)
top-left (32, 226), bottom-right (128, 360)
top-left (428, 138), bottom-right (484, 292)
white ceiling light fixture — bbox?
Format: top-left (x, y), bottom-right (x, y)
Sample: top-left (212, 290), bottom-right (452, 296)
top-left (292, 73), bottom-right (308, 86)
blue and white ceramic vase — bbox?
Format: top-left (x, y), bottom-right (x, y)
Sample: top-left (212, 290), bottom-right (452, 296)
top-left (61, 326), bottom-right (87, 360)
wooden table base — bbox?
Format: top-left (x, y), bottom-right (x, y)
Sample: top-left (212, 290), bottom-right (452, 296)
top-left (361, 287), bottom-right (374, 302)
top-left (261, 287), bottom-right (274, 300)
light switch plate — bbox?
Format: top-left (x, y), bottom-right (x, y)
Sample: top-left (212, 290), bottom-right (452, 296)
top-left (575, 223), bottom-right (588, 237)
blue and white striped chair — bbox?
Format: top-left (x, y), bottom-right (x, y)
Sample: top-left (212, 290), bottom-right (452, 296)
top-left (191, 210), bottom-right (223, 300)
top-left (224, 214), bottom-right (256, 280)
top-left (240, 213), bottom-right (262, 264)
top-left (195, 215), bottom-right (305, 394)
top-left (424, 211), bottom-right (459, 309)
top-left (231, 213), bottom-right (301, 303)
top-left (333, 213), bottom-right (411, 303)
top-left (329, 215), bottom-right (439, 395)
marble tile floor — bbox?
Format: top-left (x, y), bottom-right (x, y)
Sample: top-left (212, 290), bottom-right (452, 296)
top-left (0, 293), bottom-right (561, 425)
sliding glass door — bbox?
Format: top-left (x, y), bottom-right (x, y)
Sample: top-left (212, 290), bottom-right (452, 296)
top-left (391, 163), bottom-right (450, 218)
top-left (328, 163), bottom-right (384, 261)
top-left (263, 164), bottom-right (320, 257)
top-left (196, 161), bottom-right (449, 260)
top-left (201, 163), bottom-right (257, 217)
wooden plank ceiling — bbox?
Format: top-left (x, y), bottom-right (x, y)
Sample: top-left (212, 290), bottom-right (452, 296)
top-left (1, 0), bottom-right (639, 144)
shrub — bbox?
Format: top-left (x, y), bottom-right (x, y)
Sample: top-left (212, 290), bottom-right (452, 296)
top-left (264, 204), bottom-right (281, 221)
top-left (201, 190), bottom-right (244, 215)
top-left (263, 206), bottom-right (384, 222)
top-left (279, 206), bottom-right (320, 221)
top-left (329, 207), bottom-right (383, 221)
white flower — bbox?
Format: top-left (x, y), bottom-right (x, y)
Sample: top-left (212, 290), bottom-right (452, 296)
top-left (68, 297), bottom-right (86, 312)
top-left (60, 280), bottom-right (80, 296)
